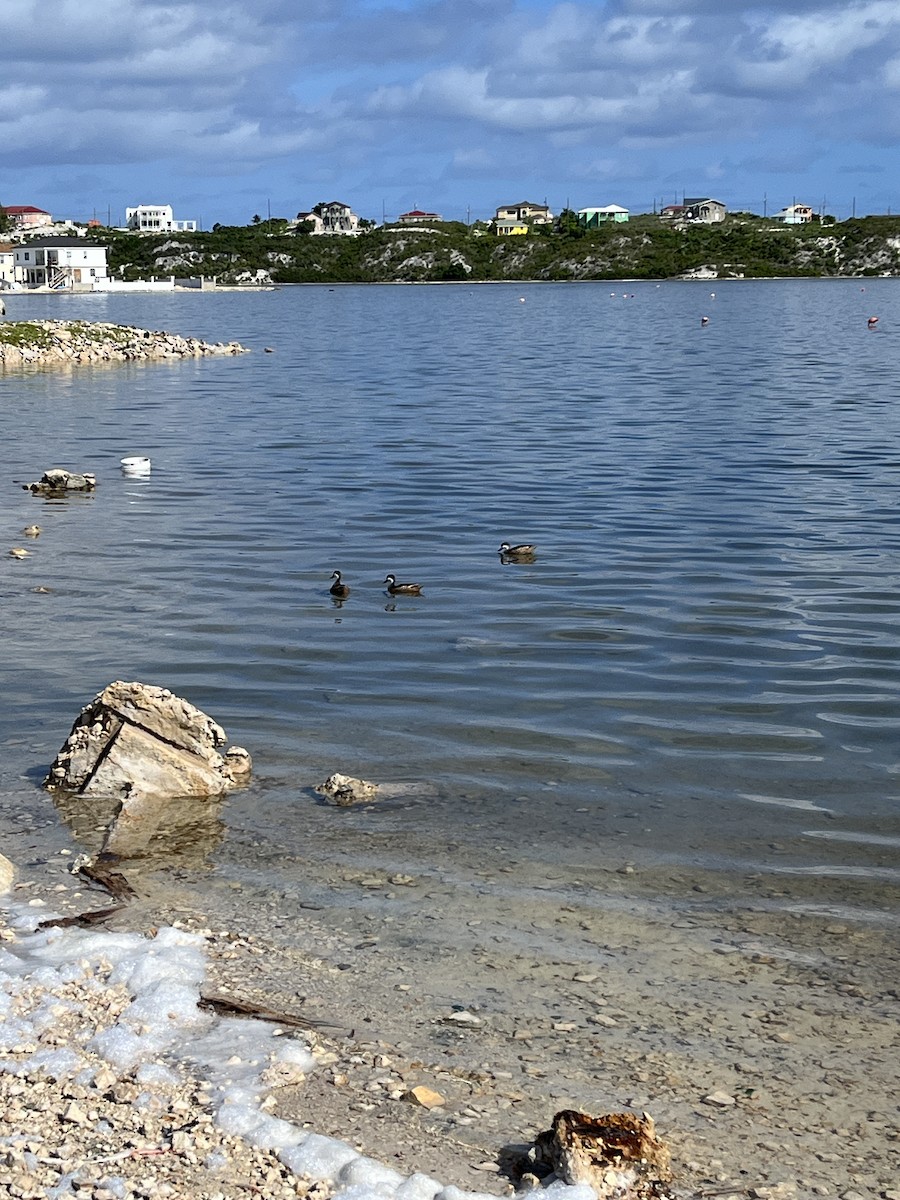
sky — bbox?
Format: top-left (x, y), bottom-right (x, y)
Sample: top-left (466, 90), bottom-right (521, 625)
top-left (2, 0), bottom-right (900, 228)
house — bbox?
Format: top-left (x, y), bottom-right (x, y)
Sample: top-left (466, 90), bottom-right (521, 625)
top-left (397, 209), bottom-right (443, 224)
top-left (3, 205), bottom-right (54, 230)
top-left (684, 198), bottom-right (726, 223)
top-left (312, 201), bottom-right (361, 234)
top-left (292, 211), bottom-right (325, 234)
top-left (660, 198), bottom-right (726, 223)
top-left (494, 219), bottom-right (529, 236)
top-left (125, 205), bottom-right (197, 233)
top-left (578, 205), bottom-right (629, 228)
top-left (0, 242), bottom-right (16, 289)
top-left (773, 204), bottom-right (814, 225)
top-left (495, 201), bottom-right (553, 224)
top-left (14, 236), bottom-right (108, 290)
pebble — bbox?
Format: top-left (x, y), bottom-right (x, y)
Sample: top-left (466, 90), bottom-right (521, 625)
top-left (405, 1086), bottom-right (445, 1109)
top-left (703, 1091), bottom-right (737, 1107)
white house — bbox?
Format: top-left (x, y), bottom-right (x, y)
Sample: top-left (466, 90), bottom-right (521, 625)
top-left (773, 204), bottom-right (814, 225)
top-left (0, 242), bottom-right (16, 289)
top-left (125, 204), bottom-right (197, 233)
top-left (312, 201), bottom-right (361, 234)
top-left (14, 236), bottom-right (109, 290)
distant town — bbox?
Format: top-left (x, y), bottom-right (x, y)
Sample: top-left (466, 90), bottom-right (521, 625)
top-left (2, 197), bottom-right (895, 291)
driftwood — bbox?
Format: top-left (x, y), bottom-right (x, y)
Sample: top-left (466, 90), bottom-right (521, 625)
top-left (38, 904), bottom-right (129, 930)
top-left (198, 991), bottom-right (341, 1033)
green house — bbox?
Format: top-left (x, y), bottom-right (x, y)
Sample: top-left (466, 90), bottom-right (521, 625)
top-left (578, 205), bottom-right (629, 228)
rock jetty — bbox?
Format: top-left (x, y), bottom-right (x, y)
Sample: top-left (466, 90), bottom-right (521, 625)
top-left (0, 319), bottom-right (247, 367)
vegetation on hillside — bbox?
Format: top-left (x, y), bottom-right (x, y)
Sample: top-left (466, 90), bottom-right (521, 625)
top-left (71, 214), bottom-right (900, 285)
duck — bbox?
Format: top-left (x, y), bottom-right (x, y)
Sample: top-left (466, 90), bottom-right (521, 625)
top-left (23, 525), bottom-right (42, 538)
top-left (384, 574), bottom-right (423, 596)
top-left (498, 542), bottom-right (536, 557)
top-left (9, 547), bottom-right (31, 559)
top-left (329, 570), bottom-right (350, 599)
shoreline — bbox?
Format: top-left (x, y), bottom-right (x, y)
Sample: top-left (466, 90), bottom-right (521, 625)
top-left (2, 796), bottom-right (897, 1200)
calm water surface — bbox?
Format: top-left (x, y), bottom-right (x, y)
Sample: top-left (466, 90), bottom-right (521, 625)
top-left (2, 280), bottom-right (899, 895)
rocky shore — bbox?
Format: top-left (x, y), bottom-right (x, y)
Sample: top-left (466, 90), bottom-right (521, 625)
top-left (0, 319), bottom-right (247, 367)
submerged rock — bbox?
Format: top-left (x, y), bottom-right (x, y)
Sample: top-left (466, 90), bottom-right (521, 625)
top-left (45, 680), bottom-right (251, 803)
top-left (316, 772), bottom-right (380, 806)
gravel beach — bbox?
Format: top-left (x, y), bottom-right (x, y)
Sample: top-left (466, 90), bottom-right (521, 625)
top-left (2, 819), bottom-right (897, 1200)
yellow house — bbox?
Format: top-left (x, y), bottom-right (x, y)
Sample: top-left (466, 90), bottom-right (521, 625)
top-left (495, 218), bottom-right (529, 236)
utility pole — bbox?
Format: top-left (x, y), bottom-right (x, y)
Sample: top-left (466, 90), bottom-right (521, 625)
top-left (852, 196), bottom-right (856, 218)
top-left (763, 192), bottom-right (767, 218)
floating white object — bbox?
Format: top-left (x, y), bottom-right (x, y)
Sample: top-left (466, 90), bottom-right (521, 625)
top-left (120, 456), bottom-right (151, 474)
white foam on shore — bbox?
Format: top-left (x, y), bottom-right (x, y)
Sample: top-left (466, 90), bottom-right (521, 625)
top-left (0, 902), bottom-right (595, 1200)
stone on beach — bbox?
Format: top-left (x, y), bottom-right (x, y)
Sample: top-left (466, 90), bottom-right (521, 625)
top-left (44, 680), bottom-right (252, 804)
top-left (316, 772), bottom-right (380, 806)
top-left (0, 853), bottom-right (13, 894)
top-left (533, 1109), bottom-right (672, 1198)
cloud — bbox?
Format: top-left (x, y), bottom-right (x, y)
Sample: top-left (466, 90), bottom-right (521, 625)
top-left (3, 0), bottom-right (900, 222)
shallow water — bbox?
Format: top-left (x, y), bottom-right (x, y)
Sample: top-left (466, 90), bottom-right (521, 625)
top-left (2, 279), bottom-right (899, 900)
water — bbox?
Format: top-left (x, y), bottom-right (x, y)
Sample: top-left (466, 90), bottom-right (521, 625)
top-left (2, 279), bottom-right (899, 898)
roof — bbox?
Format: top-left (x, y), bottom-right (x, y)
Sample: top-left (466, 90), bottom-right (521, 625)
top-left (399, 209), bottom-right (440, 218)
top-left (3, 205), bottom-right (51, 215)
top-left (580, 205), bottom-right (629, 214)
top-left (499, 201), bottom-right (550, 209)
top-left (15, 236), bottom-right (103, 247)
top-left (684, 197), bottom-right (725, 206)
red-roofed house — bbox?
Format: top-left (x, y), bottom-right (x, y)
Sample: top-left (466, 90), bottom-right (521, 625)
top-left (4, 205), bottom-right (53, 229)
top-left (397, 209), bottom-right (443, 224)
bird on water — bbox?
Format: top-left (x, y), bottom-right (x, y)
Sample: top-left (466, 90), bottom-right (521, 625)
top-left (329, 570), bottom-right (350, 599)
top-left (498, 542), bottom-right (537, 558)
top-left (384, 574), bottom-right (423, 595)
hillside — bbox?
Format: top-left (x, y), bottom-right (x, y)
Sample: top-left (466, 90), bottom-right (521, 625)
top-left (97, 215), bottom-right (900, 285)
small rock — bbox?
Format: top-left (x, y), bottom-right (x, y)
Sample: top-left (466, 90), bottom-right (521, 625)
top-left (442, 1010), bottom-right (482, 1027)
top-left (406, 1085), bottom-right (446, 1109)
top-left (703, 1091), bottom-right (737, 1108)
top-left (316, 772), bottom-right (379, 806)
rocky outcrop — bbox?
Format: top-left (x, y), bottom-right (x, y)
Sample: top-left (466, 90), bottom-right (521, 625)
top-left (0, 320), bottom-right (247, 368)
top-left (45, 681), bottom-right (251, 802)
top-left (24, 467), bottom-right (97, 494)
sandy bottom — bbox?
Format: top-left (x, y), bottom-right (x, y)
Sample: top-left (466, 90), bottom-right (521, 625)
top-left (7, 802), bottom-right (898, 1200)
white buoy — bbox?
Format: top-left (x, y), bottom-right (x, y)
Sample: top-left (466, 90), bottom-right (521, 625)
top-left (120, 456), bottom-right (151, 475)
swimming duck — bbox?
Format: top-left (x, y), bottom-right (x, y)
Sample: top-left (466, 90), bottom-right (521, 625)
top-left (384, 574), bottom-right (423, 596)
top-left (23, 525), bottom-right (42, 538)
top-left (330, 570), bottom-right (350, 599)
top-left (9, 547), bottom-right (31, 559)
top-left (498, 542), bottom-right (536, 557)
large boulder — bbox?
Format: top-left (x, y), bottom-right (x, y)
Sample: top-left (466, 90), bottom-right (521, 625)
top-left (45, 681), bottom-right (251, 802)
